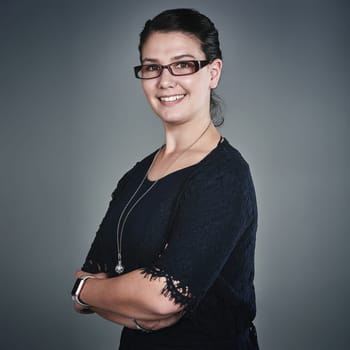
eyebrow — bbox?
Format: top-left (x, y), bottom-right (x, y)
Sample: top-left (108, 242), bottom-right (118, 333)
top-left (142, 54), bottom-right (197, 64)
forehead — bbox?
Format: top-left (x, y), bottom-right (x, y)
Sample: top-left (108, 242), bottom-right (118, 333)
top-left (141, 31), bottom-right (204, 61)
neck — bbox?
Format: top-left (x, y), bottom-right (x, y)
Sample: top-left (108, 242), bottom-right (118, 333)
top-left (162, 118), bottom-right (220, 154)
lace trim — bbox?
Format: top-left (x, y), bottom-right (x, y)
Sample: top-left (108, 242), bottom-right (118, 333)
top-left (141, 266), bottom-right (197, 312)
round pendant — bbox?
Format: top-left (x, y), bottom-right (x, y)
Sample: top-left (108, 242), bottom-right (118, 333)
top-left (115, 262), bottom-right (124, 274)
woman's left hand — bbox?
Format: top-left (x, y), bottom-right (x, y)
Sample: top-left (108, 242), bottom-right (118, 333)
top-left (72, 270), bottom-right (108, 314)
top-left (74, 270), bottom-right (108, 280)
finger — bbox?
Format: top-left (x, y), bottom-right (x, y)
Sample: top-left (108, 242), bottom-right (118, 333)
top-left (74, 271), bottom-right (108, 279)
top-left (74, 270), bottom-right (86, 279)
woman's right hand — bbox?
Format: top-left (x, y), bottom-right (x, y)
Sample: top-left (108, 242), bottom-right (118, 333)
top-left (134, 311), bottom-right (184, 331)
top-left (93, 308), bottom-right (184, 331)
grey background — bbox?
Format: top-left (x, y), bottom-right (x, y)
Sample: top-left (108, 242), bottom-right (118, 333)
top-left (1, 0), bottom-right (349, 349)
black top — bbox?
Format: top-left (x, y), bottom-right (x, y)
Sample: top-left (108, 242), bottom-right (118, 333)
top-left (82, 138), bottom-right (259, 349)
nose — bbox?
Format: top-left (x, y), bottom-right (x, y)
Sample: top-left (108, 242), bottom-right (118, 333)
top-left (158, 67), bottom-right (177, 89)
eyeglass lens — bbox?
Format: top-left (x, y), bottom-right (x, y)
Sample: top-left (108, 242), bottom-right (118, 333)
top-left (138, 61), bottom-right (199, 79)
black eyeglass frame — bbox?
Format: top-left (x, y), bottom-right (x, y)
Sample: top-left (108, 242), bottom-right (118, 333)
top-left (133, 60), bottom-right (211, 79)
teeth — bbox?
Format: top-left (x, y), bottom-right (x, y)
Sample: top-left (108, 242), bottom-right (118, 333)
top-left (160, 94), bottom-right (185, 102)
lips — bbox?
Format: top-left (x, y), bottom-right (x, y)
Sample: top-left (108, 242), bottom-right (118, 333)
top-left (159, 94), bottom-right (185, 102)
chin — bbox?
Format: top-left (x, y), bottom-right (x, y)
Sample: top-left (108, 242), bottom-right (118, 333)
top-left (157, 114), bottom-right (186, 125)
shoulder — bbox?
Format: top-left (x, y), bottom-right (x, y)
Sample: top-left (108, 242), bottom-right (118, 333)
top-left (175, 138), bottom-right (257, 220)
top-left (188, 138), bottom-right (253, 188)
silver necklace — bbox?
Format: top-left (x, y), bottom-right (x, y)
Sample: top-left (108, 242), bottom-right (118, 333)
top-left (115, 121), bottom-right (212, 274)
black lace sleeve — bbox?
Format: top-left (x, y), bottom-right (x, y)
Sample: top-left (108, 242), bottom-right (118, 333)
top-left (142, 157), bottom-right (257, 312)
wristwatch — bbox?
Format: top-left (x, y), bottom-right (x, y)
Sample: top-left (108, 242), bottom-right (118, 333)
top-left (71, 275), bottom-right (95, 307)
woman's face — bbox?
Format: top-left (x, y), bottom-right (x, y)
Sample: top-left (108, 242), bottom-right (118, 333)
top-left (140, 31), bottom-right (222, 126)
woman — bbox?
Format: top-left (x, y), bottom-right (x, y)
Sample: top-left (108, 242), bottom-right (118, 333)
top-left (71, 8), bottom-right (259, 349)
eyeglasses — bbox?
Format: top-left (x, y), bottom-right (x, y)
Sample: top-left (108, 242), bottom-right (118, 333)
top-left (134, 60), bottom-right (210, 79)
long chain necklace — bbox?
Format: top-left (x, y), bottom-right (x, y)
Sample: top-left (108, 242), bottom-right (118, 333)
top-left (114, 121), bottom-right (212, 274)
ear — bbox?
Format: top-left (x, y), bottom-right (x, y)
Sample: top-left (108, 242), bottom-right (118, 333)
top-left (209, 59), bottom-right (223, 89)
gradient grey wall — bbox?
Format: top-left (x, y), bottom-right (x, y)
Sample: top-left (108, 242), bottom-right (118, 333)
top-left (1, 0), bottom-right (349, 349)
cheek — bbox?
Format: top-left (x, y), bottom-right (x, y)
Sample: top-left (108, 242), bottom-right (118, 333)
top-left (182, 74), bottom-right (210, 94)
top-left (178, 77), bottom-right (193, 91)
top-left (141, 81), bottom-right (153, 99)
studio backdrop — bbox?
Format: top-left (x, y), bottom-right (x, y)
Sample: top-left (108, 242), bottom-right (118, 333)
top-left (1, 0), bottom-right (349, 349)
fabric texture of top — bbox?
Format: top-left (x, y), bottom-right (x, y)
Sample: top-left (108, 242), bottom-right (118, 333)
top-left (82, 138), bottom-right (259, 349)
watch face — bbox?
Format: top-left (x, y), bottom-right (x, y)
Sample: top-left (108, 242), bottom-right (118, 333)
top-left (71, 278), bottom-right (82, 295)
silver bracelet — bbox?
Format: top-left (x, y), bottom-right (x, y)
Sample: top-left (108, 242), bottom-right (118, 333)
top-left (133, 319), bottom-right (152, 333)
top-left (71, 275), bottom-right (96, 308)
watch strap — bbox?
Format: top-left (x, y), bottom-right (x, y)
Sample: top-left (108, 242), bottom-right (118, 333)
top-left (71, 275), bottom-right (96, 307)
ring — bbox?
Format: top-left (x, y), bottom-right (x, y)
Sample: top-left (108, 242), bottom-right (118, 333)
top-left (133, 319), bottom-right (152, 333)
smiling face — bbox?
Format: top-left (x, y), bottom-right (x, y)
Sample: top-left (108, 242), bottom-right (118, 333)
top-left (140, 31), bottom-right (222, 126)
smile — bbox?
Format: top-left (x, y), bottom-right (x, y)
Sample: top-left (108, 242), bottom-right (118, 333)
top-left (159, 94), bottom-right (185, 102)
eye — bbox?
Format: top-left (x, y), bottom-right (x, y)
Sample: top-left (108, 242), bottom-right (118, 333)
top-left (143, 64), bottom-right (161, 72)
top-left (174, 61), bottom-right (193, 69)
